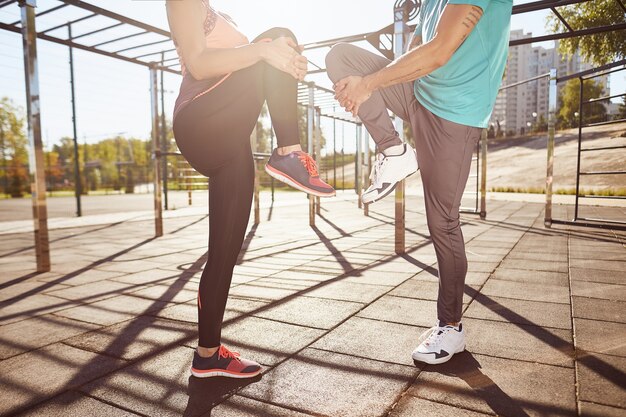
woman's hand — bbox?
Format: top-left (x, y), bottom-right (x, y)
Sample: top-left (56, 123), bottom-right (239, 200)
top-left (260, 37), bottom-right (308, 81)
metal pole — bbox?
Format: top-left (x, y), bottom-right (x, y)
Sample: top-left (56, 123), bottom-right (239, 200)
top-left (307, 85), bottom-right (315, 226)
top-left (20, 0), bottom-right (50, 272)
top-left (150, 64), bottom-right (163, 237)
top-left (544, 68), bottom-right (557, 227)
top-left (393, 2), bottom-right (407, 254)
top-left (0, 123), bottom-right (7, 195)
top-left (160, 52), bottom-right (168, 210)
top-left (356, 123), bottom-right (362, 209)
top-left (251, 125), bottom-right (260, 225)
top-left (270, 122), bottom-right (275, 202)
top-left (315, 107), bottom-right (321, 215)
top-left (364, 129), bottom-right (370, 217)
top-left (574, 76), bottom-right (584, 221)
top-left (333, 108), bottom-right (337, 188)
top-left (68, 23), bottom-right (82, 216)
top-left (342, 123), bottom-right (345, 190)
top-left (479, 129), bottom-right (487, 219)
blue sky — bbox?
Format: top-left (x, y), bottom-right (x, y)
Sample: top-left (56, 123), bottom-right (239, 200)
top-left (0, 0), bottom-right (623, 151)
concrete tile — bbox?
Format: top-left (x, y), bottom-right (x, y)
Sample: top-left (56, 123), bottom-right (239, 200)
top-left (54, 295), bottom-right (172, 326)
top-left (481, 279), bottom-right (570, 304)
top-left (0, 343), bottom-right (124, 416)
top-left (201, 316), bottom-right (325, 366)
top-left (465, 295), bottom-right (571, 330)
top-left (572, 297), bottom-right (626, 323)
top-left (36, 268), bottom-right (126, 285)
top-left (97, 261), bottom-right (156, 274)
top-left (499, 259), bottom-right (568, 273)
top-left (109, 268), bottom-right (177, 285)
top-left (577, 353), bottom-right (626, 408)
top-left (81, 345), bottom-right (260, 417)
top-left (228, 282), bottom-right (299, 302)
top-left (579, 401), bottom-right (626, 417)
top-left (389, 396), bottom-right (491, 417)
top-left (64, 316), bottom-right (196, 360)
top-left (0, 294), bottom-right (73, 325)
top-left (129, 280), bottom-right (198, 304)
top-left (570, 259), bottom-right (626, 272)
top-left (358, 296), bottom-right (438, 327)
top-left (491, 268), bottom-right (569, 286)
top-left (506, 250), bottom-right (567, 262)
top-left (570, 268), bottom-right (626, 285)
top-left (389, 279), bottom-right (477, 305)
top-left (312, 316), bottom-right (426, 367)
top-left (408, 352), bottom-right (576, 417)
top-left (241, 348), bottom-right (417, 417)
top-left (463, 318), bottom-right (574, 367)
top-left (575, 318), bottom-right (626, 357)
top-left (342, 269), bottom-right (415, 287)
top-left (571, 281), bottom-right (626, 302)
top-left (210, 395), bottom-right (313, 417)
top-left (18, 390), bottom-right (140, 417)
top-left (303, 280), bottom-right (390, 304)
top-left (44, 280), bottom-right (140, 303)
top-left (0, 314), bottom-right (99, 360)
top-left (253, 296), bottom-right (363, 329)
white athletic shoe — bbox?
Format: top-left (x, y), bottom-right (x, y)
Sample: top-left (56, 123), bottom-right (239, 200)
top-left (412, 322), bottom-right (466, 365)
top-left (362, 143), bottom-right (418, 205)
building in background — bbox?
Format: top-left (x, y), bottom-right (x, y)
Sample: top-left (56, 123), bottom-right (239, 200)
top-left (490, 29), bottom-right (609, 136)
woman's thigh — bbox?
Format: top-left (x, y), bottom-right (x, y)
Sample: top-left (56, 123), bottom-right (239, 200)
top-left (173, 64), bottom-right (264, 176)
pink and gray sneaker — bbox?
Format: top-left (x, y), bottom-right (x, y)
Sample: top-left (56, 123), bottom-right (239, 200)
top-left (265, 150), bottom-right (335, 197)
top-left (190, 345), bottom-right (261, 378)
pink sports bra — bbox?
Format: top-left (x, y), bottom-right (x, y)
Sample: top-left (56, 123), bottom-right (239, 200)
top-left (172, 0), bottom-right (249, 121)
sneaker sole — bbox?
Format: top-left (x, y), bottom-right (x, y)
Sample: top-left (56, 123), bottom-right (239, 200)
top-left (362, 168), bottom-right (418, 205)
top-left (412, 343), bottom-right (465, 366)
top-left (190, 367), bottom-right (261, 379)
top-left (265, 164), bottom-right (336, 198)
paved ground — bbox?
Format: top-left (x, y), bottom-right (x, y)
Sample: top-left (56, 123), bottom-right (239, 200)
top-left (0, 193), bottom-right (624, 417)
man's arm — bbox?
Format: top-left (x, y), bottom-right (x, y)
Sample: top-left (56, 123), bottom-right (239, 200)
top-left (334, 4), bottom-right (483, 115)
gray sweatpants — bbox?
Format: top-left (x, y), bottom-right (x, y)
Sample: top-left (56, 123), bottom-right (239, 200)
top-left (326, 43), bottom-right (482, 323)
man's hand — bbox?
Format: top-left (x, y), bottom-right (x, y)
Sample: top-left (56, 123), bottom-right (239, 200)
top-left (333, 75), bottom-right (373, 117)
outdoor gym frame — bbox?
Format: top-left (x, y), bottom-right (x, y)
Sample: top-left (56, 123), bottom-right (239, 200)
top-left (2, 0), bottom-right (624, 271)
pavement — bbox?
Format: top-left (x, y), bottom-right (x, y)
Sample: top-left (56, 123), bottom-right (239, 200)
top-left (0, 192), bottom-right (624, 417)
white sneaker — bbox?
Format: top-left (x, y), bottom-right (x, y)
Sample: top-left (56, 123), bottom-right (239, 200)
top-left (362, 143), bottom-right (418, 205)
top-left (412, 322), bottom-right (466, 365)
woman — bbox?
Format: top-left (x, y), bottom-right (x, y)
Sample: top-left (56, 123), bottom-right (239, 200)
top-left (166, 0), bottom-right (335, 379)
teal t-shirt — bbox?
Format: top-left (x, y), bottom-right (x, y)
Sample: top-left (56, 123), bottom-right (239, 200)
top-left (413, 0), bottom-right (513, 128)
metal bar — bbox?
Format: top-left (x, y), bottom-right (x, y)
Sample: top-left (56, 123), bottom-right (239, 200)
top-left (500, 73), bottom-right (550, 90)
top-left (550, 7), bottom-right (573, 31)
top-left (112, 38), bottom-right (171, 54)
top-left (150, 64), bottom-right (163, 237)
top-left (20, 0), bottom-right (50, 272)
top-left (582, 118), bottom-right (626, 128)
top-left (0, 0), bottom-right (18, 8)
top-left (132, 48), bottom-right (176, 60)
top-left (615, 0), bottom-right (626, 13)
top-left (71, 22), bottom-right (124, 40)
top-left (0, 22), bottom-right (180, 74)
top-left (315, 108), bottom-right (321, 215)
top-left (58, 0), bottom-right (171, 38)
top-left (251, 125), bottom-right (260, 225)
top-left (545, 68), bottom-right (557, 227)
top-left (584, 93), bottom-right (626, 103)
top-left (363, 129), bottom-right (370, 217)
top-left (393, 2), bottom-right (407, 255)
top-left (307, 85), bottom-right (315, 226)
top-left (480, 129), bottom-right (487, 219)
top-left (550, 219), bottom-right (626, 231)
top-left (9, 3), bottom-right (68, 25)
top-left (580, 170), bottom-right (626, 175)
top-left (578, 195), bottom-right (626, 199)
top-left (574, 77), bottom-right (583, 220)
top-left (581, 145), bottom-right (626, 152)
top-left (474, 139), bottom-right (479, 213)
top-left (160, 53), bottom-right (168, 210)
top-left (68, 24), bottom-right (82, 217)
top-left (509, 23), bottom-right (626, 47)
top-left (558, 58), bottom-right (626, 83)
top-left (91, 30), bottom-right (148, 48)
top-left (39, 12), bottom-right (95, 34)
top-left (513, 0), bottom-right (591, 14)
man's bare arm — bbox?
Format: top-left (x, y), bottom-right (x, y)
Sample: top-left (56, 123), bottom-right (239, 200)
top-left (363, 4), bottom-right (483, 91)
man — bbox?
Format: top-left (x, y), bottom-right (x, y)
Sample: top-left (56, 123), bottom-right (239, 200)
top-left (325, 0), bottom-right (513, 365)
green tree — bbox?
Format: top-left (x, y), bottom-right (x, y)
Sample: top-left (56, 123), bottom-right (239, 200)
top-left (546, 0), bottom-right (626, 66)
top-left (558, 79), bottom-right (607, 128)
top-left (0, 97), bottom-right (29, 197)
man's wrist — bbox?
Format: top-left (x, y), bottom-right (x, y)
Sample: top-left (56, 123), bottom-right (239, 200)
top-left (363, 73), bottom-right (379, 93)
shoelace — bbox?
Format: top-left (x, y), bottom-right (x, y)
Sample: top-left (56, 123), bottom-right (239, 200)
top-left (369, 153), bottom-right (388, 186)
top-left (218, 345), bottom-right (241, 361)
top-left (296, 152), bottom-right (319, 176)
top-left (421, 325), bottom-right (451, 348)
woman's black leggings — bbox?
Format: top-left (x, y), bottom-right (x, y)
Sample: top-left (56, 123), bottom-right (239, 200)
top-left (172, 28), bottom-right (301, 348)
